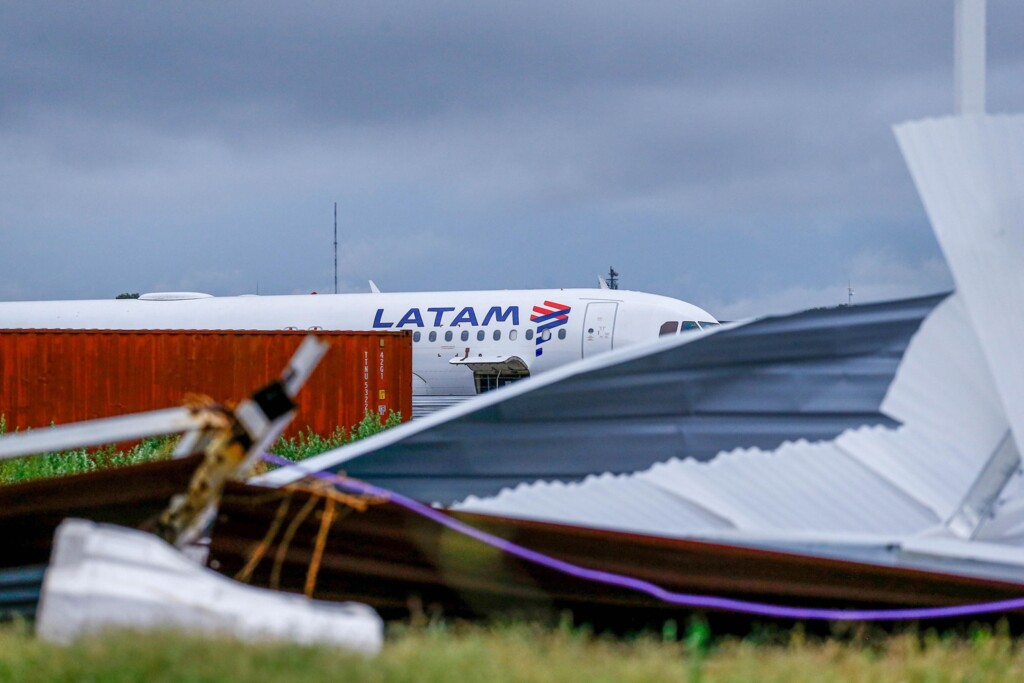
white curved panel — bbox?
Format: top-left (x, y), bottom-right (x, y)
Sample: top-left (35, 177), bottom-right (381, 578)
top-left (895, 115), bottom-right (1024, 447)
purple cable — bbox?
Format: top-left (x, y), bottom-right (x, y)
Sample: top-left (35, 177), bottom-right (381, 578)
top-left (262, 453), bottom-right (1024, 621)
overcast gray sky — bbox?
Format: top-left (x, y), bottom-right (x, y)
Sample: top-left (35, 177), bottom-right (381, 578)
top-left (1, 1), bottom-right (1021, 318)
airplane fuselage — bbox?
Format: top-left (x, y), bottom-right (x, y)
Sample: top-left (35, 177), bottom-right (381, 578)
top-left (0, 289), bottom-right (718, 398)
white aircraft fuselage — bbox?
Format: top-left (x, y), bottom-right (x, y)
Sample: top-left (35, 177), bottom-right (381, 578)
top-left (0, 289), bottom-right (717, 397)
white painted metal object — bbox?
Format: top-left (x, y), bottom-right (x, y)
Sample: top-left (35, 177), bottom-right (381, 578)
top-left (0, 408), bottom-right (202, 462)
top-left (36, 519), bottom-right (384, 654)
top-left (896, 115), bottom-right (1024, 449)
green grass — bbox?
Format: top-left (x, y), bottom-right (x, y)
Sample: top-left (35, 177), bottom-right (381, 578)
top-left (0, 429), bottom-right (178, 486)
top-left (0, 621), bottom-right (1023, 683)
top-left (272, 410), bottom-right (403, 462)
top-left (0, 410), bottom-right (402, 485)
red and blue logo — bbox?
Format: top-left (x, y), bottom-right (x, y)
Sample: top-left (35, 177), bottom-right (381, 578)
top-left (531, 301), bottom-right (571, 356)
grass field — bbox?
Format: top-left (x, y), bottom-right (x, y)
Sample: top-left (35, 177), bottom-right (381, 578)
top-left (1, 620), bottom-right (1023, 683)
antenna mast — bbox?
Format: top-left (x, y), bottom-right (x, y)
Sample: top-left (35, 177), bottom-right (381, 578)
top-left (333, 202), bottom-right (338, 294)
top-left (954, 0), bottom-right (986, 115)
top-left (606, 267), bottom-right (619, 290)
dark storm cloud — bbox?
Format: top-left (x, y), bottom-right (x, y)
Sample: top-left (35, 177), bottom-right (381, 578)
top-left (1, 1), bottom-right (1021, 314)
top-left (0, 2), bottom-right (970, 127)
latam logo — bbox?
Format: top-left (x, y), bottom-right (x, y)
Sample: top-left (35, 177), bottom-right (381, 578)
top-left (373, 306), bottom-right (518, 328)
top-left (531, 301), bottom-right (571, 357)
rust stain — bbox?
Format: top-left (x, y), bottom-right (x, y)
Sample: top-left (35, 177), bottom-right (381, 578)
top-left (0, 329), bottom-right (411, 438)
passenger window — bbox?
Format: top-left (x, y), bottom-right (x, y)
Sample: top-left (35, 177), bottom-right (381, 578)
top-left (558, 329), bottom-right (566, 340)
top-left (660, 321), bottom-right (679, 336)
top-left (526, 329), bottom-right (534, 340)
top-left (413, 331), bottom-right (421, 342)
top-left (429, 331), bottom-right (437, 342)
top-left (509, 329), bottom-right (518, 341)
top-left (541, 330), bottom-right (552, 341)
top-left (444, 331), bottom-right (453, 342)
top-left (477, 330), bottom-right (485, 341)
top-left (681, 321), bottom-right (700, 332)
top-left (493, 329), bottom-right (501, 341)
top-left (461, 330), bottom-right (469, 342)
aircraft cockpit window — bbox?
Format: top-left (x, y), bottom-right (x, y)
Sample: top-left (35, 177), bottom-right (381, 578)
top-left (429, 331), bottom-right (437, 342)
top-left (558, 329), bottom-right (566, 339)
top-left (461, 330), bottom-right (469, 342)
top-left (493, 330), bottom-right (501, 341)
top-left (698, 321), bottom-right (720, 329)
top-left (526, 329), bottom-right (534, 340)
top-left (413, 331), bottom-right (421, 342)
top-left (681, 321), bottom-right (700, 332)
top-left (477, 330), bottom-right (485, 341)
top-left (509, 329), bottom-right (518, 341)
top-left (660, 321), bottom-right (679, 336)
top-left (444, 331), bottom-right (453, 342)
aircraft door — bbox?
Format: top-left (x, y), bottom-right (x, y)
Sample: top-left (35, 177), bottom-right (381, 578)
top-left (582, 302), bottom-right (618, 358)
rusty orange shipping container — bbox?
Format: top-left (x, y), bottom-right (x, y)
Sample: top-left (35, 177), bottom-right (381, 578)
top-left (0, 329), bottom-right (411, 438)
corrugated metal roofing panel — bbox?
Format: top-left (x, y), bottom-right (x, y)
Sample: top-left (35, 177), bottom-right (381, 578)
top-left (259, 294), bottom-right (943, 504)
top-left (459, 437), bottom-right (938, 537)
top-left (835, 426), bottom-right (973, 519)
top-left (978, 493), bottom-right (1024, 544)
top-left (9, 456), bottom-right (1023, 628)
top-left (209, 481), bottom-right (1024, 624)
top-left (656, 444), bottom-right (935, 534)
top-left (460, 473), bottom-right (733, 537)
top-left (454, 294), bottom-right (1013, 547)
top-left (880, 294), bottom-right (1007, 459)
top-left (844, 292), bottom-right (1008, 523)
top-left (896, 115), bottom-right (1024, 448)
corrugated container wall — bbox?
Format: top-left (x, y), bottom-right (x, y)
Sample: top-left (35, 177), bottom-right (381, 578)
top-left (0, 330), bottom-right (412, 438)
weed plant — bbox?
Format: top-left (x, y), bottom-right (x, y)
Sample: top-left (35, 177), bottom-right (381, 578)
top-left (0, 413), bottom-right (178, 485)
top-left (0, 410), bottom-right (401, 485)
top-left (271, 410), bottom-right (403, 462)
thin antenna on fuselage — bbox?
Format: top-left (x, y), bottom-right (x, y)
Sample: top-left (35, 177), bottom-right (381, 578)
top-left (333, 202), bottom-right (339, 294)
top-left (954, 0), bottom-right (986, 115)
top-left (606, 267), bottom-right (619, 290)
